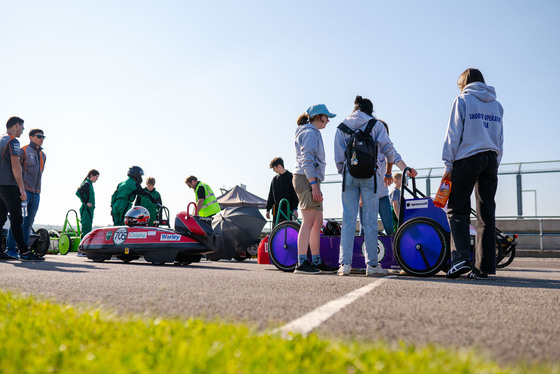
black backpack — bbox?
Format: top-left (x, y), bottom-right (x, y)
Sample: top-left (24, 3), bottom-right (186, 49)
top-left (338, 118), bottom-right (378, 177)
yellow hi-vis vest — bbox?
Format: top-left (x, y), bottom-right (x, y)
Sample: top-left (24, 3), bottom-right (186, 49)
top-left (195, 182), bottom-right (221, 217)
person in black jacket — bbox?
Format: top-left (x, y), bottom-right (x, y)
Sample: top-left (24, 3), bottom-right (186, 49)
top-left (265, 157), bottom-right (298, 225)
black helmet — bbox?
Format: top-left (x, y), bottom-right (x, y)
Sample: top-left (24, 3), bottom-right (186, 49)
top-left (124, 206), bottom-right (150, 226)
top-left (127, 166), bottom-right (144, 182)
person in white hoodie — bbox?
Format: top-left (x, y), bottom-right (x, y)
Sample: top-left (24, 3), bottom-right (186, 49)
top-left (442, 68), bottom-right (504, 280)
top-left (334, 96), bottom-right (416, 276)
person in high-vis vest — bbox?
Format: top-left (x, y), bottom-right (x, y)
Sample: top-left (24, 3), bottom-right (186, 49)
top-left (185, 175), bottom-right (220, 217)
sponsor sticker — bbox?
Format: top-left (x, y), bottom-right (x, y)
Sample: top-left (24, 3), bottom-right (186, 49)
top-left (113, 227), bottom-right (127, 245)
top-left (105, 231), bottom-right (113, 241)
top-left (160, 233), bottom-right (181, 241)
top-left (125, 248), bottom-right (129, 254)
top-left (405, 199), bottom-right (429, 210)
top-left (128, 232), bottom-right (147, 239)
top-left (148, 231), bottom-right (156, 236)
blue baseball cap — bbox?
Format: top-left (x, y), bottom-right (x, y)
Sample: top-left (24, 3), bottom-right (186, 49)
top-left (307, 104), bottom-right (336, 118)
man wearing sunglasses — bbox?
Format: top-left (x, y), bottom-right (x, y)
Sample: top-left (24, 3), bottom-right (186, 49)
top-left (0, 117), bottom-right (43, 261)
top-left (6, 128), bottom-right (47, 260)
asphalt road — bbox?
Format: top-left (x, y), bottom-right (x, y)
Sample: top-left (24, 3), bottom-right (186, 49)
top-left (0, 255), bottom-right (559, 365)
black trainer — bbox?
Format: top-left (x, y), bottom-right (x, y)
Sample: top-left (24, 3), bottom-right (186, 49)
top-left (294, 260), bottom-right (320, 274)
top-left (313, 261), bottom-right (338, 273)
top-left (20, 251), bottom-right (45, 262)
top-left (0, 251), bottom-right (17, 261)
top-left (446, 260), bottom-right (471, 279)
top-left (468, 271), bottom-right (489, 280)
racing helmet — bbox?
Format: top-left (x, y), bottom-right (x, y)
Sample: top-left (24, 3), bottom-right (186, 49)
top-left (124, 206), bottom-right (150, 226)
top-left (127, 166), bottom-right (144, 182)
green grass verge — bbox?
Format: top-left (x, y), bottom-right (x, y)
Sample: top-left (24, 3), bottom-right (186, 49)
top-left (0, 290), bottom-right (557, 373)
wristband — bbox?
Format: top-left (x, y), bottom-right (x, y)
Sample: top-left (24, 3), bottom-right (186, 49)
top-left (309, 181), bottom-right (317, 185)
top-left (385, 174), bottom-right (392, 178)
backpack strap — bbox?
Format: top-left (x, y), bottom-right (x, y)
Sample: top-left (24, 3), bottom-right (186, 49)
top-left (364, 118), bottom-right (377, 134)
top-left (337, 123), bottom-right (354, 135)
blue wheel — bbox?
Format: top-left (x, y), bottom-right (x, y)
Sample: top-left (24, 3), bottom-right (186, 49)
top-left (268, 221), bottom-right (300, 272)
top-left (394, 217), bottom-right (449, 277)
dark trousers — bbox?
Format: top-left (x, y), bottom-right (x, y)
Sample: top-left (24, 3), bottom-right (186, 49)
top-left (447, 151), bottom-right (498, 275)
top-left (0, 185), bottom-right (29, 253)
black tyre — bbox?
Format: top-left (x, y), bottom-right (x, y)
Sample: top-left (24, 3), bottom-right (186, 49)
top-left (268, 221), bottom-right (300, 272)
top-left (497, 244), bottom-right (516, 268)
top-left (175, 254), bottom-right (202, 265)
top-left (116, 255), bottom-right (140, 263)
top-left (394, 217), bottom-right (449, 277)
top-left (33, 228), bottom-right (50, 257)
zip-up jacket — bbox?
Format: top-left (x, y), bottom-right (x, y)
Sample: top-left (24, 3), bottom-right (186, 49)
top-left (442, 82), bottom-right (504, 172)
top-left (21, 142), bottom-right (46, 193)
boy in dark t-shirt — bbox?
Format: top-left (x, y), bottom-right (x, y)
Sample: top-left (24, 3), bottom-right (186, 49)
top-left (266, 157), bottom-right (299, 225)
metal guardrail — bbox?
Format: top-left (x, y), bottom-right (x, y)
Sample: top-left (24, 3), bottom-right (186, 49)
top-left (322, 160), bottom-right (560, 250)
top-left (323, 160), bottom-right (560, 219)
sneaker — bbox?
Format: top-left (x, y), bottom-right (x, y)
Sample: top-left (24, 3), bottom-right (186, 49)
top-left (468, 271), bottom-right (489, 280)
top-left (77, 252), bottom-right (87, 257)
top-left (313, 261), bottom-right (338, 273)
top-left (6, 249), bottom-right (20, 260)
top-left (294, 260), bottom-right (320, 274)
top-left (337, 264), bottom-right (351, 276)
top-left (20, 251), bottom-right (45, 262)
top-left (446, 260), bottom-right (471, 279)
top-left (366, 265), bottom-right (389, 276)
top-left (0, 251), bottom-right (18, 260)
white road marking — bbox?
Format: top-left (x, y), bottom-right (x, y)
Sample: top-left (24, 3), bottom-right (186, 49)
top-left (274, 275), bottom-right (395, 337)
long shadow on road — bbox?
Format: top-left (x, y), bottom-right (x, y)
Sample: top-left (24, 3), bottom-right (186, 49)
top-left (394, 273), bottom-right (560, 290)
top-left (5, 260), bottom-right (104, 273)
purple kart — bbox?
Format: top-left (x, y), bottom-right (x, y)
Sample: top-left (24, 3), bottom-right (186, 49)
top-left (268, 169), bottom-right (451, 277)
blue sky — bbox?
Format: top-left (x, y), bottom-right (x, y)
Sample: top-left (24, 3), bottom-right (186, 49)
top-left (1, 0), bottom-right (559, 225)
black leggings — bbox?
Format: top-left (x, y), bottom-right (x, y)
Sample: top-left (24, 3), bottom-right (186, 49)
top-left (447, 151), bottom-right (498, 275)
top-left (0, 185), bottom-right (29, 253)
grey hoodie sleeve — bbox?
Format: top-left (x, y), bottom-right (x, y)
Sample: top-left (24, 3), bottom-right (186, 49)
top-left (299, 130), bottom-right (319, 179)
top-left (497, 102), bottom-right (504, 166)
top-left (334, 129), bottom-right (347, 174)
top-left (442, 97), bottom-right (466, 172)
top-left (376, 123), bottom-right (402, 165)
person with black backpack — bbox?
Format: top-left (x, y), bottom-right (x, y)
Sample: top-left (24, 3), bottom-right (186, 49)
top-left (334, 96), bottom-right (417, 276)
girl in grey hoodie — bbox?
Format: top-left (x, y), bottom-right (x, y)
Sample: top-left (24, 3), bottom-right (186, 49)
top-left (442, 68), bottom-right (504, 280)
top-left (292, 104), bottom-right (339, 274)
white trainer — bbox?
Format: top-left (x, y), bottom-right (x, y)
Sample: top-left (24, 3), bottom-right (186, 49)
top-left (337, 264), bottom-right (351, 276)
top-left (366, 265), bottom-right (389, 276)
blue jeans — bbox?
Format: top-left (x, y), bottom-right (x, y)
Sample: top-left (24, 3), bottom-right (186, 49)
top-left (359, 195), bottom-right (394, 236)
top-left (340, 171), bottom-right (379, 266)
top-left (7, 191), bottom-right (40, 250)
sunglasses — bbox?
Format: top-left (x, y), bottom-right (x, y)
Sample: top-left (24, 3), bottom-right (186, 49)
top-left (35, 134), bottom-right (46, 139)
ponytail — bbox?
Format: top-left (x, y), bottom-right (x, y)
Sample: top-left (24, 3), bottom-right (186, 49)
top-left (297, 113), bottom-right (310, 126)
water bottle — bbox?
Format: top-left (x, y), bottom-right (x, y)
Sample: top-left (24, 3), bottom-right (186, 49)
top-left (21, 201), bottom-right (28, 218)
top-left (433, 177), bottom-right (452, 208)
